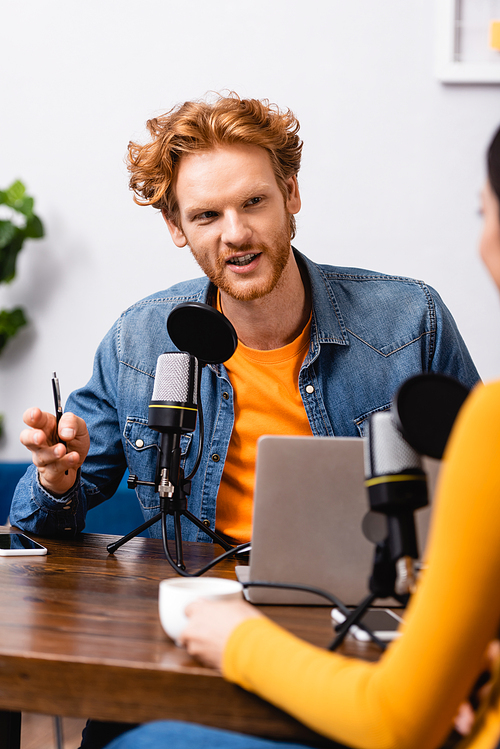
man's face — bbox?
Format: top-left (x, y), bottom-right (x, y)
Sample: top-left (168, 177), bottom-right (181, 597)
top-left (164, 143), bottom-right (301, 302)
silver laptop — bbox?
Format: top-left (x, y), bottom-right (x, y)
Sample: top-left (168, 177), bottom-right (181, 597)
top-left (235, 435), bottom-right (439, 606)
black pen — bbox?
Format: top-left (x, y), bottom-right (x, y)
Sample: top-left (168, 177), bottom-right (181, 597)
top-left (52, 371), bottom-right (68, 473)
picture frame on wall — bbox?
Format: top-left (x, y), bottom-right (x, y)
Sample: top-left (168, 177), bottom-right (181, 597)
top-left (436, 0), bottom-right (500, 82)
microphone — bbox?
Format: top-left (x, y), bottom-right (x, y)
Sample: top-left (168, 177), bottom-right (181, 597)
top-left (363, 374), bottom-right (469, 597)
top-left (364, 411), bottom-right (428, 595)
top-left (148, 352), bottom-right (199, 497)
top-left (167, 302), bottom-right (237, 364)
top-left (393, 373), bottom-right (469, 460)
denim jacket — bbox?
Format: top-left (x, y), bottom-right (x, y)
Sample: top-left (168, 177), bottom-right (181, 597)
top-left (10, 250), bottom-right (479, 541)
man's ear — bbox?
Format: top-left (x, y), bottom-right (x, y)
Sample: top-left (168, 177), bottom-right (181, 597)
top-left (162, 211), bottom-right (188, 248)
top-left (285, 175), bottom-right (301, 215)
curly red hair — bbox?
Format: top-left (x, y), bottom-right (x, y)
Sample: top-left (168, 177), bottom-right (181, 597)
top-left (127, 93), bottom-right (303, 238)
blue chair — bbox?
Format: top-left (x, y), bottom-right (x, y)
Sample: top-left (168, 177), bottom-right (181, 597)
top-left (84, 477), bottom-right (149, 537)
top-left (0, 463), bottom-right (28, 525)
top-left (0, 463), bottom-right (148, 536)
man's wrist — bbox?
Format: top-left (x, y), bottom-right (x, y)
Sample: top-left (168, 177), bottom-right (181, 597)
top-left (37, 470), bottom-right (80, 502)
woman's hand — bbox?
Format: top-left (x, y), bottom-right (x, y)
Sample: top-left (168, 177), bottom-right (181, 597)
top-left (178, 597), bottom-right (262, 669)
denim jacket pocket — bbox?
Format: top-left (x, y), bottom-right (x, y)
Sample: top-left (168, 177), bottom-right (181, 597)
top-left (124, 418), bottom-right (158, 456)
top-left (123, 418), bottom-right (193, 509)
top-left (123, 419), bottom-right (158, 504)
top-left (354, 402), bottom-right (391, 437)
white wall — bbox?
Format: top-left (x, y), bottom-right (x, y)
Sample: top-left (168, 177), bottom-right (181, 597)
top-left (1, 0), bottom-right (500, 460)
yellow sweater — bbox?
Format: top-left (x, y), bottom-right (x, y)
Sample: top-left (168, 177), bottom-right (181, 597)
top-left (223, 381), bottom-right (500, 749)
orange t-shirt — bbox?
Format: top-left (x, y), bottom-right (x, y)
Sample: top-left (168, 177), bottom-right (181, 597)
top-left (215, 316), bottom-right (313, 544)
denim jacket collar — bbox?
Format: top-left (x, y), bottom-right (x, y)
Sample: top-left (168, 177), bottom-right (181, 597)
top-left (295, 248), bottom-right (349, 347)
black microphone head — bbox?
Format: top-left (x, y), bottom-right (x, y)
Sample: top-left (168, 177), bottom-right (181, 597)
top-left (393, 373), bottom-right (470, 459)
top-left (167, 302), bottom-right (237, 364)
top-left (364, 411), bottom-right (427, 515)
top-left (364, 410), bottom-right (428, 564)
top-left (149, 352), bottom-right (198, 434)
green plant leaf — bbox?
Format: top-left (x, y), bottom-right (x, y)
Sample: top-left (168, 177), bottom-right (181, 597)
top-left (0, 220), bottom-right (17, 250)
top-left (0, 181), bottom-right (42, 441)
top-left (0, 233), bottom-right (24, 283)
top-left (16, 196), bottom-right (35, 217)
top-left (0, 185), bottom-right (44, 282)
top-left (5, 180), bottom-right (26, 206)
top-left (0, 306), bottom-right (28, 355)
top-left (24, 214), bottom-right (44, 239)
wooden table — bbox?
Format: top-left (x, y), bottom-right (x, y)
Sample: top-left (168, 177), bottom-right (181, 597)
top-left (0, 528), bottom-right (380, 748)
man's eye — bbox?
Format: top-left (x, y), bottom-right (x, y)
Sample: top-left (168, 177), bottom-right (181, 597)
top-left (197, 211), bottom-right (218, 221)
top-left (247, 197), bottom-right (262, 207)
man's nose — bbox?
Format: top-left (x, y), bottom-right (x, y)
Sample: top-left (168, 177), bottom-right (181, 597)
top-left (220, 211), bottom-right (252, 246)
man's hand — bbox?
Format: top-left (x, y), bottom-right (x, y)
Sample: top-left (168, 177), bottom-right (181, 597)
top-left (178, 598), bottom-right (262, 670)
top-left (20, 407), bottom-right (90, 496)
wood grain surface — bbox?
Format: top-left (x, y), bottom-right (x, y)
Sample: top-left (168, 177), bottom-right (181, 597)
top-left (0, 528), bottom-right (380, 747)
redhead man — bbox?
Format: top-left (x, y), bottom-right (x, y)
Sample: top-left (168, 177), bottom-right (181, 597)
top-left (11, 93), bottom-right (478, 547)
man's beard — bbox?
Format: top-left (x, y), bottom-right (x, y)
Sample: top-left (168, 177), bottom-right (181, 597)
top-left (189, 218), bottom-right (292, 303)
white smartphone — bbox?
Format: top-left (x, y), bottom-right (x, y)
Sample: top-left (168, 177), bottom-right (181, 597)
top-left (0, 533), bottom-right (48, 556)
top-left (331, 607), bottom-right (404, 642)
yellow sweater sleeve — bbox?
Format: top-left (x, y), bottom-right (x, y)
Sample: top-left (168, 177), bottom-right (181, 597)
top-left (223, 381), bottom-right (500, 749)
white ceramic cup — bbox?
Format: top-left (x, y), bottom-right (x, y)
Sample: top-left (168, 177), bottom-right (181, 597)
top-left (158, 576), bottom-right (243, 643)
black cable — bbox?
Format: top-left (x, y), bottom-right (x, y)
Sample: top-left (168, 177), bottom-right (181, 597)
top-left (243, 581), bottom-right (386, 651)
top-left (185, 367), bottom-right (204, 482)
top-left (161, 510), bottom-right (250, 576)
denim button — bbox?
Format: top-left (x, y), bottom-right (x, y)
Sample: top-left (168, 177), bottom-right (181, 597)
top-left (212, 454), bottom-right (220, 462)
top-left (222, 392), bottom-right (229, 400)
top-left (135, 439), bottom-right (144, 448)
top-left (305, 385), bottom-right (315, 394)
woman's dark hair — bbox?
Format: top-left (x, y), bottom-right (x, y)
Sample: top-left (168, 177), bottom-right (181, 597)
top-left (487, 125), bottom-right (500, 204)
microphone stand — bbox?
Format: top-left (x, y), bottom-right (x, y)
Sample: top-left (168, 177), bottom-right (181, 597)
top-left (329, 538), bottom-right (409, 651)
top-left (155, 430), bottom-right (235, 571)
top-left (107, 367), bottom-right (249, 574)
top-left (107, 457), bottom-right (249, 574)
top-left (105, 468), bottom-right (234, 561)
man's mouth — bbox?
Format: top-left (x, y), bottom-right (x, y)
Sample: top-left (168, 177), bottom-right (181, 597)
top-left (226, 253), bottom-right (260, 267)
